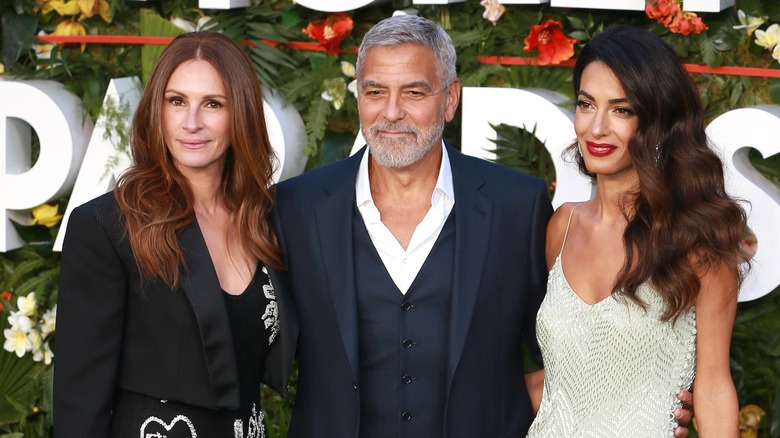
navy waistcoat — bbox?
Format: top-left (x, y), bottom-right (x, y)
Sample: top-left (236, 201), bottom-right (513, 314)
top-left (353, 208), bottom-right (455, 438)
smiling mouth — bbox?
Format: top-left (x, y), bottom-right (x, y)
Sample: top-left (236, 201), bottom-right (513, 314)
top-left (179, 140), bottom-right (208, 148)
top-left (586, 141), bottom-right (617, 157)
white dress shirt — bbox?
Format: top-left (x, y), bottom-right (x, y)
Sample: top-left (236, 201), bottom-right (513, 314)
top-left (355, 143), bottom-right (455, 294)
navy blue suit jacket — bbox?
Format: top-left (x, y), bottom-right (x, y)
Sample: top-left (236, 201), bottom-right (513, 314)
top-left (272, 145), bottom-right (552, 437)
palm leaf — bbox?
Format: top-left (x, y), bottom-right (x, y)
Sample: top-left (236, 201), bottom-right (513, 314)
top-left (0, 345), bottom-right (44, 426)
top-left (488, 122), bottom-right (556, 198)
top-left (139, 9), bottom-right (185, 85)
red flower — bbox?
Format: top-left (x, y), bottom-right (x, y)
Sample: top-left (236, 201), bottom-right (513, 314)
top-left (0, 291), bottom-right (11, 312)
top-left (646, 0), bottom-right (679, 24)
top-left (523, 19), bottom-right (578, 66)
top-left (670, 13), bottom-right (707, 35)
top-left (646, 0), bottom-right (707, 35)
top-left (302, 13), bottom-right (354, 56)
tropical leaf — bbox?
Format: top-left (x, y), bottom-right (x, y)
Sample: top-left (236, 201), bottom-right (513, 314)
top-left (139, 9), bottom-right (185, 85)
top-left (0, 343), bottom-right (45, 426)
top-left (487, 122), bottom-right (556, 198)
top-left (304, 96), bottom-right (332, 158)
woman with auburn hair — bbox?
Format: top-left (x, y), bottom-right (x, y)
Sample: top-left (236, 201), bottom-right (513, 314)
top-left (526, 26), bottom-right (749, 437)
top-left (54, 31), bottom-right (289, 437)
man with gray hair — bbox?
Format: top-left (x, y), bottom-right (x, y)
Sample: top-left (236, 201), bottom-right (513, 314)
top-left (271, 14), bottom-right (692, 437)
top-left (272, 14), bottom-right (549, 436)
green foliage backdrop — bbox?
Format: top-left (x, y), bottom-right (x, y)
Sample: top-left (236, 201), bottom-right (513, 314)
top-left (1, 0), bottom-right (779, 436)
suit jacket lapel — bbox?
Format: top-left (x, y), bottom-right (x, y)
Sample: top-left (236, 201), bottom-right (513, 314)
top-left (446, 146), bottom-right (493, 390)
top-left (179, 220), bottom-right (240, 409)
top-left (314, 149), bottom-right (364, 380)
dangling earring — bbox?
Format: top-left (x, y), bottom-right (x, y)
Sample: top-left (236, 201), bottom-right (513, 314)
top-left (654, 142), bottom-right (661, 166)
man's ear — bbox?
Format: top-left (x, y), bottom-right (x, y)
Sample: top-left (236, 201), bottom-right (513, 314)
top-left (445, 78), bottom-right (461, 123)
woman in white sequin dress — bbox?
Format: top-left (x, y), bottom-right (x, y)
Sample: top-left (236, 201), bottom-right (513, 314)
top-left (526, 26), bottom-right (749, 438)
top-left (54, 32), bottom-right (289, 437)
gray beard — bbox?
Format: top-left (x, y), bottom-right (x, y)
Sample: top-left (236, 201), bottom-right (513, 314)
top-left (363, 118), bottom-right (444, 168)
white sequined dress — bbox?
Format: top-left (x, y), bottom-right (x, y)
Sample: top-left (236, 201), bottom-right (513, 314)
top-left (527, 209), bottom-right (696, 438)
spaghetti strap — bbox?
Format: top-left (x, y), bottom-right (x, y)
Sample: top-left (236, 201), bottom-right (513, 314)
top-left (558, 203), bottom-right (582, 258)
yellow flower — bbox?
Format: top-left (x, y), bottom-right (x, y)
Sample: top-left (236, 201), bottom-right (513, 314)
top-left (739, 404), bottom-right (766, 438)
top-left (733, 10), bottom-right (767, 36)
top-left (0, 63), bottom-right (4, 74)
top-left (16, 292), bottom-right (38, 318)
top-left (321, 77), bottom-right (347, 110)
top-left (3, 328), bottom-right (31, 358)
top-left (755, 23), bottom-right (780, 50)
top-left (42, 0), bottom-right (81, 16)
top-left (77, 0), bottom-right (111, 23)
top-left (340, 61), bottom-right (356, 78)
top-left (31, 203), bottom-right (63, 228)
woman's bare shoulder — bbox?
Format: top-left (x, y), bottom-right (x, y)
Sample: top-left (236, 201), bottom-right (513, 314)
top-left (545, 202), bottom-right (583, 269)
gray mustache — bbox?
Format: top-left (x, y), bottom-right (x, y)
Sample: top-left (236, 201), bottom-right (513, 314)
top-left (369, 122), bottom-right (418, 134)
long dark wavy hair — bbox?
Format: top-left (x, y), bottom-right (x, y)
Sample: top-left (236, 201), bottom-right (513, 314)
top-left (115, 31), bottom-right (282, 287)
top-left (566, 25), bottom-right (749, 321)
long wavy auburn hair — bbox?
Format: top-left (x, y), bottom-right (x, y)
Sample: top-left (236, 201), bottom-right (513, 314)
top-left (115, 31), bottom-right (282, 287)
top-left (566, 25), bottom-right (750, 321)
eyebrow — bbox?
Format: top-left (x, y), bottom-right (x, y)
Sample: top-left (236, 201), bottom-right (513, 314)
top-left (164, 89), bottom-right (228, 100)
top-left (577, 90), bottom-right (629, 104)
top-left (360, 80), bottom-right (434, 92)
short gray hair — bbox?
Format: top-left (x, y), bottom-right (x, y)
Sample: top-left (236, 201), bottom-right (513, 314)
top-left (356, 14), bottom-right (457, 89)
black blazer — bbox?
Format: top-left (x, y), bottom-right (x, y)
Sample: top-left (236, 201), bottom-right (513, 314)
top-left (272, 145), bottom-right (553, 437)
top-left (53, 192), bottom-right (289, 437)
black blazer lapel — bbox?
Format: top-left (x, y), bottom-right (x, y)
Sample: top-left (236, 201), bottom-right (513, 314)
top-left (313, 148), bottom-right (364, 380)
top-left (445, 146), bottom-right (494, 391)
top-left (178, 220), bottom-right (240, 409)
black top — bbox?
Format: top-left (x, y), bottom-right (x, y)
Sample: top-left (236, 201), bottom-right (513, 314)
top-left (108, 265), bottom-right (278, 437)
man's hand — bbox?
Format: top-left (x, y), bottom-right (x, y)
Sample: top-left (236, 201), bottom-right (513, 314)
top-left (673, 389), bottom-right (694, 438)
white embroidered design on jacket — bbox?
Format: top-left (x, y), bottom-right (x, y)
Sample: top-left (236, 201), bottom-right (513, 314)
top-left (233, 404), bottom-right (266, 438)
top-left (261, 267), bottom-right (279, 345)
top-left (140, 414), bottom-right (197, 437)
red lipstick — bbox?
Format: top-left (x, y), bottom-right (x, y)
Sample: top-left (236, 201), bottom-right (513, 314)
top-left (586, 141), bottom-right (617, 157)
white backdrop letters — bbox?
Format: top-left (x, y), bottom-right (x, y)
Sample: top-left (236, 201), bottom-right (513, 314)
top-left (1, 78), bottom-right (778, 300)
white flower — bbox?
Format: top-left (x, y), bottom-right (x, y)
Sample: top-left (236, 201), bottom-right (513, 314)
top-left (171, 16), bottom-right (216, 32)
top-left (321, 77), bottom-right (347, 110)
top-left (480, 0), bottom-right (506, 26)
top-left (33, 341), bottom-right (53, 365)
top-left (4, 328), bottom-right (31, 358)
top-left (773, 44), bottom-right (780, 62)
top-left (27, 330), bottom-right (42, 351)
top-left (17, 292), bottom-right (37, 317)
top-left (40, 305), bottom-right (57, 337)
top-left (341, 61), bottom-right (356, 78)
top-left (33, 31), bottom-right (54, 61)
top-left (8, 311), bottom-right (33, 333)
top-left (754, 23), bottom-right (780, 50)
top-left (348, 79), bottom-right (358, 98)
top-left (733, 10), bottom-right (767, 36)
